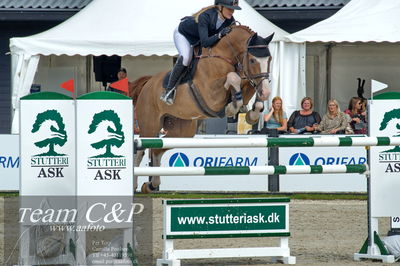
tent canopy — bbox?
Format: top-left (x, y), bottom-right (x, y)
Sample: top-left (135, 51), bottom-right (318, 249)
top-left (10, 0), bottom-right (288, 57)
top-left (10, 0), bottom-right (305, 134)
top-left (286, 0), bottom-right (400, 43)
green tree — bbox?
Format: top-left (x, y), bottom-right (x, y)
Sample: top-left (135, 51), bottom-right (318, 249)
top-left (88, 110), bottom-right (125, 158)
top-left (379, 108), bottom-right (400, 152)
top-left (31, 110), bottom-right (67, 156)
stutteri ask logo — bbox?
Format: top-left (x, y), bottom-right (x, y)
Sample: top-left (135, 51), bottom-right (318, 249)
top-left (169, 152), bottom-right (190, 167)
top-left (379, 108), bottom-right (400, 153)
top-left (289, 153), bottom-right (310, 166)
top-left (30, 109), bottom-right (69, 178)
top-left (31, 110), bottom-right (67, 156)
top-left (378, 108), bottom-right (400, 173)
top-left (86, 110), bottom-right (126, 181)
top-left (88, 110), bottom-right (125, 158)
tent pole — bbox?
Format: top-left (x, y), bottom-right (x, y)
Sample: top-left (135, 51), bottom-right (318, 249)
top-left (326, 43), bottom-right (334, 103)
top-left (85, 55), bottom-right (92, 94)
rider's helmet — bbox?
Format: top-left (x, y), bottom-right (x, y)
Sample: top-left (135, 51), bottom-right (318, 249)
top-left (215, 0), bottom-right (241, 10)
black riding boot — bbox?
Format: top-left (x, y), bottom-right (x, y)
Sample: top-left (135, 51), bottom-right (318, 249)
top-left (160, 56), bottom-right (186, 105)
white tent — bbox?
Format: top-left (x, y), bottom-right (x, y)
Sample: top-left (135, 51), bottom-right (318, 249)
top-left (285, 0), bottom-right (400, 113)
top-left (287, 0), bottom-right (400, 43)
top-left (10, 0), bottom-right (305, 133)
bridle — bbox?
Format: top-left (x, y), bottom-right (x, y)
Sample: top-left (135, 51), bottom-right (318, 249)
top-left (242, 36), bottom-right (271, 97)
top-left (196, 29), bottom-right (271, 99)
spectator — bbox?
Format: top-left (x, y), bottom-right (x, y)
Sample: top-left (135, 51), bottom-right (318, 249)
top-left (344, 97), bottom-right (367, 134)
top-left (108, 67), bottom-right (128, 94)
top-left (263, 96), bottom-right (287, 133)
top-left (288, 97), bottom-right (321, 134)
top-left (317, 99), bottom-right (349, 134)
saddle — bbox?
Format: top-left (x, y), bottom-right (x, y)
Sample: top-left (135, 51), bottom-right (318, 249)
top-left (162, 48), bottom-right (226, 118)
top-left (162, 48), bottom-right (201, 89)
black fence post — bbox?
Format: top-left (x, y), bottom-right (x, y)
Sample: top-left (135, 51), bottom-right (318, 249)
top-left (268, 129), bottom-right (279, 192)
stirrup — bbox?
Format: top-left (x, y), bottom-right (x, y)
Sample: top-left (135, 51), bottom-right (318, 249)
top-left (160, 88), bottom-right (176, 105)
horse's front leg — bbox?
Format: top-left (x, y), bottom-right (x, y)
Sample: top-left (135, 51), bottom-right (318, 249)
top-left (224, 72), bottom-right (243, 117)
top-left (141, 148), bottom-right (165, 193)
top-left (245, 100), bottom-right (264, 125)
top-left (134, 149), bottom-right (145, 191)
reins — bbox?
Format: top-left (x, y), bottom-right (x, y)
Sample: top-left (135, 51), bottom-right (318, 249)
top-left (196, 28), bottom-right (271, 96)
top-left (195, 53), bottom-right (235, 66)
top-left (195, 26), bottom-right (271, 99)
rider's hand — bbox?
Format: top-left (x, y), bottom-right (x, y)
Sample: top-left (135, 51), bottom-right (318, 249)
top-left (219, 27), bottom-right (231, 39)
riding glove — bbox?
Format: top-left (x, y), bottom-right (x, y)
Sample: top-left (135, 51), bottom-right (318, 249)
top-left (218, 27), bottom-right (232, 39)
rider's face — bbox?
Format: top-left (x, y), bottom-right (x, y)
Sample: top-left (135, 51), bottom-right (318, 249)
top-left (221, 7), bottom-right (234, 19)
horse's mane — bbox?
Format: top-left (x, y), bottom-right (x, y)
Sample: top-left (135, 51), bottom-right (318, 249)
top-left (231, 25), bottom-right (255, 35)
top-left (128, 75), bottom-right (152, 105)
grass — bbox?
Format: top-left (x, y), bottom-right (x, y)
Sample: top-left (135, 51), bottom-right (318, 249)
top-left (134, 192), bottom-right (367, 201)
top-left (0, 191), bottom-right (367, 200)
top-left (0, 192), bottom-right (19, 197)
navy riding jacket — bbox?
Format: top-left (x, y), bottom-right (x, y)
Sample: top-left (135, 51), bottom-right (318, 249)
top-left (178, 8), bottom-right (235, 48)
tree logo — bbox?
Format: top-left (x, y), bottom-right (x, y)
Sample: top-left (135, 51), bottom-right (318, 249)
top-left (31, 110), bottom-right (67, 156)
top-left (88, 110), bottom-right (125, 158)
top-left (379, 108), bottom-right (400, 153)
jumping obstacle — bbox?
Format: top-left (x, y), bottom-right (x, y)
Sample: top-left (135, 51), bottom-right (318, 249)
top-left (136, 136), bottom-right (400, 149)
top-left (135, 137), bottom-right (371, 265)
top-left (20, 92), bottom-right (135, 266)
top-left (137, 134), bottom-right (399, 264)
top-left (137, 88), bottom-right (400, 264)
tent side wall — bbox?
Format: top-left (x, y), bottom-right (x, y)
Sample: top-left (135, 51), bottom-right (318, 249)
top-left (306, 42), bottom-right (400, 115)
top-left (34, 55), bottom-right (173, 94)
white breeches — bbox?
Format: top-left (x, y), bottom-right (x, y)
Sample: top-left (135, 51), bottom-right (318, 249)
top-left (174, 27), bottom-right (193, 66)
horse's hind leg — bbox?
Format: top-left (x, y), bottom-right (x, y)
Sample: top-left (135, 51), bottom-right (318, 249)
top-left (141, 118), bottom-right (198, 193)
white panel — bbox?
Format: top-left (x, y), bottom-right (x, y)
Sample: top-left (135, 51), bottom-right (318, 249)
top-left (76, 98), bottom-right (133, 196)
top-left (20, 99), bottom-right (75, 196)
top-left (370, 99), bottom-right (400, 217)
top-left (158, 147), bottom-right (268, 192)
top-left (279, 135), bottom-right (367, 192)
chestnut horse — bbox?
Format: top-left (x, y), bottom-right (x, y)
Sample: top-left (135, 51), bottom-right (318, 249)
top-left (132, 25), bottom-right (273, 193)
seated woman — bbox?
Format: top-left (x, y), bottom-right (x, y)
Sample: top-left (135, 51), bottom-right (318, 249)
top-left (288, 97), bottom-right (321, 134)
top-left (344, 97), bottom-right (367, 134)
top-left (263, 96), bottom-right (287, 133)
top-left (317, 100), bottom-right (349, 134)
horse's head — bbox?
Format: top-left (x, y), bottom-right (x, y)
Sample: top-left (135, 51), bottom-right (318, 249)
top-left (244, 32), bottom-right (274, 101)
top-left (220, 25), bottom-right (273, 102)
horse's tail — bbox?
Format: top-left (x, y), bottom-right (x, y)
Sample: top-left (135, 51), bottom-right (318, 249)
top-left (128, 75), bottom-right (152, 105)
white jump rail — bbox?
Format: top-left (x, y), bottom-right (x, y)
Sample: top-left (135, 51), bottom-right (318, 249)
top-left (135, 136), bottom-right (400, 149)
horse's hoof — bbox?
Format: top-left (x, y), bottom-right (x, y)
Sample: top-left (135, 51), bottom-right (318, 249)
top-left (141, 182), bottom-right (158, 193)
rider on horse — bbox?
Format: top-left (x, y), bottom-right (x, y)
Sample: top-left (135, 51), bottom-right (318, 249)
top-left (160, 0), bottom-right (242, 105)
